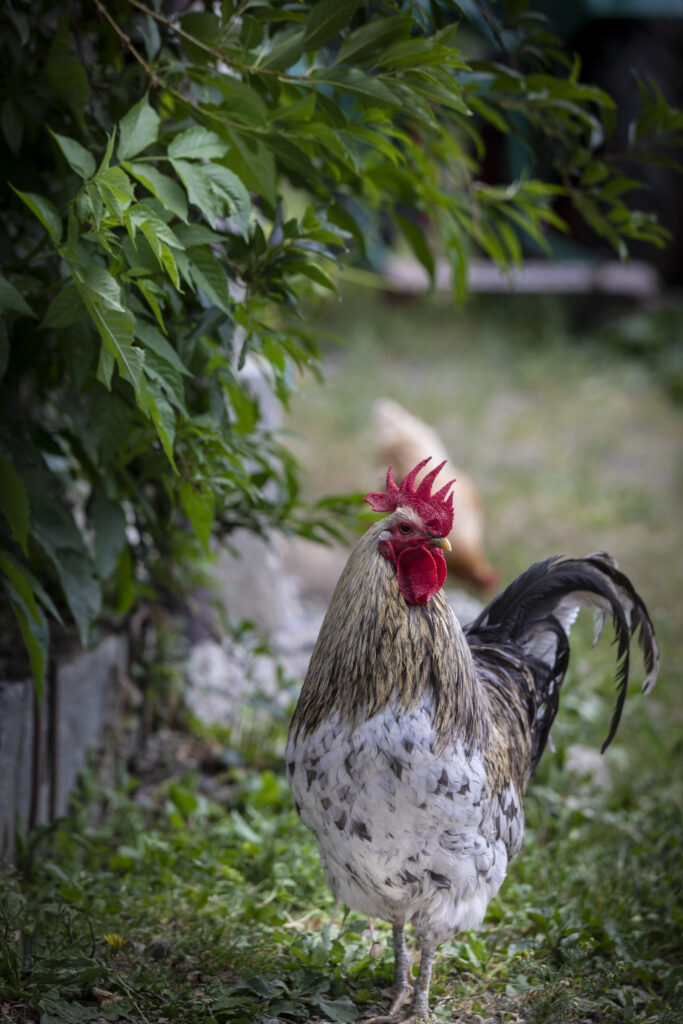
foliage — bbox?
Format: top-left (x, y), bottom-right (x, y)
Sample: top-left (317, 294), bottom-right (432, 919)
top-left (1, 0), bottom-right (682, 690)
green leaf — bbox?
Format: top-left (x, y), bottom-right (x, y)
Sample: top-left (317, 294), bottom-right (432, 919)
top-left (97, 166), bottom-right (136, 218)
top-left (79, 274), bottom-right (143, 392)
top-left (136, 321), bottom-right (191, 377)
top-left (264, 135), bottom-right (315, 181)
top-left (336, 15), bottom-right (413, 66)
top-left (86, 392), bottom-right (132, 462)
top-left (225, 379), bottom-right (257, 433)
top-left (395, 212), bottom-right (435, 283)
top-left (55, 549), bottom-right (101, 645)
top-left (211, 75), bottom-right (268, 127)
top-left (83, 266), bottom-right (125, 312)
top-left (97, 130), bottom-right (117, 176)
top-left (173, 223), bottom-right (222, 249)
top-left (261, 26), bottom-right (305, 71)
top-left (49, 129), bottom-right (96, 179)
top-left (135, 277), bottom-right (166, 331)
top-left (328, 201), bottom-right (366, 257)
top-left (294, 260), bottom-right (337, 292)
top-left (96, 345), bottom-right (115, 389)
top-left (115, 546), bottom-right (135, 615)
top-left (11, 187), bottom-right (63, 243)
top-left (272, 91), bottom-right (316, 124)
top-left (27, 502), bottom-right (102, 646)
top-left (170, 159), bottom-right (222, 226)
top-left (127, 205), bottom-right (181, 287)
top-left (38, 992), bottom-right (107, 1024)
top-left (139, 11), bottom-right (161, 58)
top-left (313, 994), bottom-right (358, 1022)
top-left (0, 552), bottom-right (49, 695)
top-left (168, 127), bottom-right (229, 160)
top-left (144, 376), bottom-right (177, 468)
top-left (82, 182), bottom-right (104, 230)
top-left (41, 281), bottom-right (86, 329)
top-left (447, 227), bottom-right (468, 305)
top-left (188, 248), bottom-right (232, 313)
top-left (168, 780), bottom-right (199, 817)
top-left (96, 310), bottom-right (143, 390)
top-left (0, 553), bottom-right (40, 624)
top-left (466, 94), bottom-right (509, 132)
top-left (0, 546), bottom-right (61, 622)
top-left (179, 479), bottom-right (214, 554)
top-left (303, 0), bottom-right (363, 50)
top-left (180, 10), bottom-right (221, 45)
top-left (227, 132), bottom-right (277, 208)
top-left (144, 349), bottom-right (187, 414)
top-left (15, 600), bottom-right (48, 695)
top-left (0, 454), bottom-right (29, 552)
top-left (88, 493), bottom-right (126, 579)
top-left (117, 94), bottom-right (160, 160)
top-left (497, 217), bottom-right (523, 267)
top-left (0, 272), bottom-right (34, 317)
top-left (409, 73), bottom-right (470, 114)
top-left (374, 35), bottom-right (467, 71)
top-left (201, 163), bottom-right (251, 238)
top-left (124, 162), bottom-right (189, 222)
top-left (313, 68), bottom-right (400, 109)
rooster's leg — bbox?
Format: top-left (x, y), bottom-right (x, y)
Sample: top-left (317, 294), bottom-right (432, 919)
top-left (410, 942), bottom-right (436, 1019)
top-left (388, 922), bottom-right (412, 1014)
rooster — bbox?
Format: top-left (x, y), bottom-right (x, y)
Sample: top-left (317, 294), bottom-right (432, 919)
top-left (372, 398), bottom-right (497, 591)
top-left (286, 458), bottom-right (659, 1021)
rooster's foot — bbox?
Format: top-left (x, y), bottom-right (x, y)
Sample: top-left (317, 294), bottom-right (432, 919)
top-left (389, 982), bottom-right (413, 1016)
top-left (377, 981), bottom-right (413, 1015)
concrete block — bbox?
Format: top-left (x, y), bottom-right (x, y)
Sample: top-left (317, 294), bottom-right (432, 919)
top-left (0, 678), bottom-right (34, 862)
top-left (53, 634), bottom-right (128, 818)
top-left (0, 632), bottom-right (129, 862)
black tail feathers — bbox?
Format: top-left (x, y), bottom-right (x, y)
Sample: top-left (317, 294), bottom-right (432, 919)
top-left (466, 553), bottom-right (659, 768)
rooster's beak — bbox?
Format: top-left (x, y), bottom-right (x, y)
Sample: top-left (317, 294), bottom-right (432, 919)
top-left (431, 537), bottom-right (452, 552)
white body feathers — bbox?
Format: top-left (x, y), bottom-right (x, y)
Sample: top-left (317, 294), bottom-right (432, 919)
top-left (286, 698), bottom-right (523, 946)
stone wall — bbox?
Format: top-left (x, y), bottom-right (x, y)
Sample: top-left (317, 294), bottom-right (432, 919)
top-left (0, 632), bottom-right (129, 864)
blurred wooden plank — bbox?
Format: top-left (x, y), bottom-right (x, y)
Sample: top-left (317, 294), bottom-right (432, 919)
top-left (384, 257), bottom-right (662, 299)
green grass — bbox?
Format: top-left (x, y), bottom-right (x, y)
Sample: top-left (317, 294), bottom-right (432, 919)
top-left (2, 289), bottom-right (683, 1023)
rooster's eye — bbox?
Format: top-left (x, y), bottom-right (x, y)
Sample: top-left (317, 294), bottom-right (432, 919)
top-left (399, 524), bottom-right (412, 534)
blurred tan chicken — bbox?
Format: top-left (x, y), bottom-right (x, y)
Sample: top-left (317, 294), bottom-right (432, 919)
top-left (372, 398), bottom-right (498, 591)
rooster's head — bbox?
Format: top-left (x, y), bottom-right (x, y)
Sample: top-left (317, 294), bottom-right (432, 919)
top-left (364, 458), bottom-right (455, 606)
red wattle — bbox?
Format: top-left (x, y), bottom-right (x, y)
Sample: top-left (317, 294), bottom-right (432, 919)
top-left (396, 545), bottom-right (447, 605)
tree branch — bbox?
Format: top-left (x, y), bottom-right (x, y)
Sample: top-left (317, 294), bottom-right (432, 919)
top-left (93, 0), bottom-right (160, 87)
top-left (125, 0), bottom-right (223, 61)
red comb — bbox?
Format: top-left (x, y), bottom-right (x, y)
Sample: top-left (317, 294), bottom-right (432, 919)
top-left (364, 457), bottom-right (455, 537)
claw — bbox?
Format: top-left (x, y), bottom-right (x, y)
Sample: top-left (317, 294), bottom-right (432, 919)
top-left (365, 980), bottom-right (416, 1023)
top-left (388, 982), bottom-right (413, 1015)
